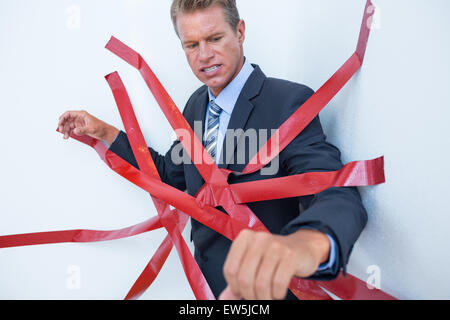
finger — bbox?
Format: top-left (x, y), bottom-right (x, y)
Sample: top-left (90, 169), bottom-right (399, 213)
top-left (75, 115), bottom-right (87, 131)
top-left (219, 286), bottom-right (241, 300)
top-left (59, 113), bottom-right (76, 135)
top-left (58, 111), bottom-right (70, 125)
top-left (237, 232), bottom-right (268, 300)
top-left (223, 229), bottom-right (252, 298)
top-left (59, 110), bottom-right (74, 120)
top-left (73, 126), bottom-right (82, 135)
top-left (272, 249), bottom-right (297, 300)
top-left (73, 115), bottom-right (91, 136)
top-left (58, 114), bottom-right (69, 133)
top-left (68, 122), bottom-right (76, 137)
top-left (59, 110), bottom-right (84, 122)
top-left (63, 122), bottom-right (72, 139)
top-left (58, 111), bottom-right (74, 130)
top-left (58, 111), bottom-right (83, 132)
top-left (73, 124), bottom-right (89, 136)
top-left (254, 245), bottom-right (281, 300)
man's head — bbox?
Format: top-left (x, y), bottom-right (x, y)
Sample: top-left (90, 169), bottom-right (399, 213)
top-left (170, 0), bottom-right (246, 97)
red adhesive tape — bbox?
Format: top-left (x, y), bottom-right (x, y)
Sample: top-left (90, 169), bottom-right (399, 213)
top-left (0, 0), bottom-right (395, 300)
top-left (105, 71), bottom-right (214, 300)
top-left (0, 216), bottom-right (162, 249)
top-left (100, 0), bottom-right (392, 300)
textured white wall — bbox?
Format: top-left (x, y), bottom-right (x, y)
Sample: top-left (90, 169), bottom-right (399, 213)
top-left (0, 0), bottom-right (449, 299)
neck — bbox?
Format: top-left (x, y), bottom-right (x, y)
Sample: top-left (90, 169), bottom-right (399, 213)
top-left (210, 55), bottom-right (245, 97)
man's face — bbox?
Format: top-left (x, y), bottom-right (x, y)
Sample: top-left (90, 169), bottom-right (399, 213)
top-left (176, 5), bottom-right (245, 97)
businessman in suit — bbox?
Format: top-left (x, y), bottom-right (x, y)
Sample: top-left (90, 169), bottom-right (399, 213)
top-left (58, 0), bottom-right (367, 300)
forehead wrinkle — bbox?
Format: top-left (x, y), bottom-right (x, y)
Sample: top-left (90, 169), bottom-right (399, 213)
top-left (181, 21), bottom-right (221, 42)
top-left (178, 7), bottom-right (226, 42)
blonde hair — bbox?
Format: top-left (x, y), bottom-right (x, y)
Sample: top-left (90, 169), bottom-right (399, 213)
top-left (170, 0), bottom-right (241, 36)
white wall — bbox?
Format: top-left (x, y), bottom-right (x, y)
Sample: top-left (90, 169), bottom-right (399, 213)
top-left (0, 0), bottom-right (449, 299)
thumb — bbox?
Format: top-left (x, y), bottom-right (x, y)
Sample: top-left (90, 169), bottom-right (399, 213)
top-left (73, 126), bottom-right (86, 136)
top-left (219, 286), bottom-right (241, 300)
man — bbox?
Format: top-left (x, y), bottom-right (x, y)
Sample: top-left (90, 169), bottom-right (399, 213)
top-left (58, 0), bottom-right (367, 300)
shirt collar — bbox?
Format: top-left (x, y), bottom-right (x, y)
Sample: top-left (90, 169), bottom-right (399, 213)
top-left (207, 58), bottom-right (254, 115)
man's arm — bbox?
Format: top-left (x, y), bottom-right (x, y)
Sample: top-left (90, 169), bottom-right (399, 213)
top-left (108, 130), bottom-right (187, 192)
top-left (57, 109), bottom-right (187, 192)
top-left (278, 86), bottom-right (367, 278)
top-left (220, 85), bottom-right (367, 300)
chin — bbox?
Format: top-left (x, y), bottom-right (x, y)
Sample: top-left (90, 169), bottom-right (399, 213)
top-left (204, 76), bottom-right (229, 93)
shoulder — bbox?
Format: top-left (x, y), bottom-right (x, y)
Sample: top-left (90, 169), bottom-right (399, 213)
top-left (181, 85), bottom-right (208, 119)
top-left (249, 64), bottom-right (315, 105)
top-left (263, 77), bottom-right (315, 103)
top-left (252, 75), bottom-right (315, 118)
top-left (189, 84), bottom-right (209, 101)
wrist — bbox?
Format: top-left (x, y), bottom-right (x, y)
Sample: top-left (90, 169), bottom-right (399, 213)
top-left (102, 125), bottom-right (119, 146)
top-left (285, 229), bottom-right (331, 275)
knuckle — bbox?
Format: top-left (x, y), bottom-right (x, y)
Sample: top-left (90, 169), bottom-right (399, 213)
top-left (273, 277), bottom-right (284, 288)
top-left (280, 245), bottom-right (292, 257)
top-left (273, 288), bottom-right (287, 300)
top-left (285, 248), bottom-right (296, 261)
top-left (255, 276), bottom-right (269, 292)
top-left (237, 229), bottom-right (252, 241)
top-left (241, 229), bottom-right (252, 237)
top-left (238, 274), bottom-right (251, 289)
top-left (273, 280), bottom-right (287, 299)
top-left (268, 242), bottom-right (281, 252)
top-left (223, 264), bottom-right (237, 279)
top-left (254, 231), bottom-right (268, 243)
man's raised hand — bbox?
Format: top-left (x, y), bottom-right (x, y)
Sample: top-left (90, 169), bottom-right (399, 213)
top-left (57, 110), bottom-right (119, 146)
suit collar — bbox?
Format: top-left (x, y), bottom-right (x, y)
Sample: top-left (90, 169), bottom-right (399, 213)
top-left (192, 64), bottom-right (267, 169)
top-left (207, 58), bottom-right (255, 116)
top-left (240, 64), bottom-right (266, 101)
top-left (218, 64), bottom-right (265, 168)
top-left (194, 64), bottom-right (266, 118)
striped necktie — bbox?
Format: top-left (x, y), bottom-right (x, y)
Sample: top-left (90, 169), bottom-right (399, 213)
top-left (204, 100), bottom-right (223, 159)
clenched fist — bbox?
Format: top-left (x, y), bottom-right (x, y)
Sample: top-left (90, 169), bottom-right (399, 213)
top-left (57, 110), bottom-right (119, 146)
top-left (219, 229), bottom-right (331, 300)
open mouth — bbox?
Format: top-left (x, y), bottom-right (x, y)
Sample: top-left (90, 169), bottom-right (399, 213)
top-left (202, 64), bottom-right (222, 73)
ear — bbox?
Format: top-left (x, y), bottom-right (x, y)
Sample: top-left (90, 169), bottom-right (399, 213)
top-left (236, 20), bottom-right (246, 45)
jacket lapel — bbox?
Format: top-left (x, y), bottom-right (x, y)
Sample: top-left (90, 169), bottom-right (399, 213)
top-left (193, 86), bottom-right (209, 138)
top-left (188, 65), bottom-right (267, 174)
top-left (218, 65), bottom-right (266, 169)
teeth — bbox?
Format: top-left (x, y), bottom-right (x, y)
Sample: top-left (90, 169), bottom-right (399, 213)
top-left (204, 65), bottom-right (219, 72)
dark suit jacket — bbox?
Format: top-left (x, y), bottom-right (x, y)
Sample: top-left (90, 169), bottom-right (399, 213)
top-left (109, 64), bottom-right (367, 299)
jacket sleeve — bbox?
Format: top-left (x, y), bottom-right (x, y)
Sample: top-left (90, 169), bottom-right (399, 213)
top-left (107, 101), bottom-right (193, 193)
top-left (278, 85), bottom-right (368, 279)
top-left (108, 131), bottom-right (186, 192)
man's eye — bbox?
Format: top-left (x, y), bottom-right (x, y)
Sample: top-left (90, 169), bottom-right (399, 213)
top-left (212, 37), bottom-right (222, 42)
top-left (186, 43), bottom-right (198, 49)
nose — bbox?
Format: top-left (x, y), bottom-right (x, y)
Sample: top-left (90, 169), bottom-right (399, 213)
top-left (198, 41), bottom-right (214, 62)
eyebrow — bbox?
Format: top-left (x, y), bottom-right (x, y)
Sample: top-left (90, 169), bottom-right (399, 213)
top-left (206, 32), bottom-right (225, 40)
top-left (182, 32), bottom-right (225, 46)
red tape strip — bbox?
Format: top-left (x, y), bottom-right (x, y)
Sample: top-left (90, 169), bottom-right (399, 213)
top-left (106, 71), bottom-right (214, 299)
top-left (0, 216), bottom-right (162, 249)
